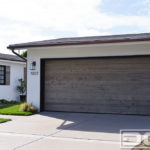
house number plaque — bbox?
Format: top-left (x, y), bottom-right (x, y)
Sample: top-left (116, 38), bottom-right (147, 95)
top-left (31, 71), bottom-right (38, 75)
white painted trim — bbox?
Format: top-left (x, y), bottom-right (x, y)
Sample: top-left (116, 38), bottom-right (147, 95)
top-left (0, 59), bottom-right (26, 64)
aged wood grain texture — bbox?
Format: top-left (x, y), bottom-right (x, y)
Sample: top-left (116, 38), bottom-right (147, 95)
top-left (24, 67), bottom-right (27, 86)
top-left (44, 57), bottom-right (150, 115)
top-left (6, 66), bottom-right (10, 85)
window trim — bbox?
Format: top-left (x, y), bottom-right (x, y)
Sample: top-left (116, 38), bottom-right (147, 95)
top-left (0, 65), bottom-right (6, 85)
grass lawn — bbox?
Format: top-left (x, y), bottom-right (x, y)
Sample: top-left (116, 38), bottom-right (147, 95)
top-left (0, 104), bottom-right (33, 116)
top-left (0, 118), bottom-right (11, 123)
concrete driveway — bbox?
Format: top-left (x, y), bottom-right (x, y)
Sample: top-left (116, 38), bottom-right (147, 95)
top-left (0, 112), bottom-right (150, 150)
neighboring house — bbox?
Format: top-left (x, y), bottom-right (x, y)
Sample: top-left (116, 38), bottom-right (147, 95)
top-left (0, 53), bottom-right (26, 101)
top-left (7, 33), bottom-right (150, 115)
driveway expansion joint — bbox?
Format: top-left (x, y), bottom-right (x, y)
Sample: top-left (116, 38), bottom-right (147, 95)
top-left (9, 119), bottom-right (89, 150)
top-left (13, 137), bottom-right (45, 150)
top-left (0, 131), bottom-right (119, 143)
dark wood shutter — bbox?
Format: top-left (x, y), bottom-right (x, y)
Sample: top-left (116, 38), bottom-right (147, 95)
top-left (24, 67), bottom-right (27, 86)
top-left (5, 66), bottom-right (10, 85)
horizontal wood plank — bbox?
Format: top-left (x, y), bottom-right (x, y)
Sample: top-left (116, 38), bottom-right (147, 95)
top-left (44, 57), bottom-right (150, 115)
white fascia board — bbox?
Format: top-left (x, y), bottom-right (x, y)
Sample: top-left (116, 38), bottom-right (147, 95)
top-left (0, 59), bottom-right (26, 65)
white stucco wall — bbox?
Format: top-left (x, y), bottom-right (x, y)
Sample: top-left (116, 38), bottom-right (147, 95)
top-left (26, 41), bottom-right (150, 110)
top-left (0, 60), bottom-right (26, 101)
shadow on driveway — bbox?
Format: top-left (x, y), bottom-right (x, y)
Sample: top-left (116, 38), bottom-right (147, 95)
top-left (40, 112), bottom-right (150, 134)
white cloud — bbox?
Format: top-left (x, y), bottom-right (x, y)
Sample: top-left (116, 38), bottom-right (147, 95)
top-left (142, 0), bottom-right (150, 15)
top-left (143, 0), bottom-right (150, 4)
top-left (0, 22), bottom-right (54, 54)
top-left (0, 0), bottom-right (102, 53)
top-left (0, 0), bottom-right (150, 54)
top-left (77, 28), bottom-right (111, 37)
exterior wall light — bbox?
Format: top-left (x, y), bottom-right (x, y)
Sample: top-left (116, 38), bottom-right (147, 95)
top-left (30, 61), bottom-right (36, 70)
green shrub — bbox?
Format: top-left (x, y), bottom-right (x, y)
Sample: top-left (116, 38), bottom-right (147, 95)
top-left (9, 100), bottom-right (19, 104)
top-left (0, 99), bottom-right (9, 104)
top-left (0, 99), bottom-right (19, 104)
top-left (20, 102), bottom-right (37, 113)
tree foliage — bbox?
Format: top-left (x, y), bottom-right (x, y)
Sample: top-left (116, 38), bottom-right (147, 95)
top-left (21, 51), bottom-right (27, 57)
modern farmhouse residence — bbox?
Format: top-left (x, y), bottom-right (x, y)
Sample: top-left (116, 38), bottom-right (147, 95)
top-left (0, 53), bottom-right (26, 101)
top-left (7, 33), bottom-right (150, 115)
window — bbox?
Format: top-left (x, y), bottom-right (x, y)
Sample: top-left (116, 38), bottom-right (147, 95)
top-left (0, 66), bottom-right (6, 85)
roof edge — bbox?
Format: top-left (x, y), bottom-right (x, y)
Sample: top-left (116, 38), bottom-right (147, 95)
top-left (7, 38), bottom-right (150, 50)
top-left (0, 57), bottom-right (26, 62)
top-left (7, 33), bottom-right (150, 50)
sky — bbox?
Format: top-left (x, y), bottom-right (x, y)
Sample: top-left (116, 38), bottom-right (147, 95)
top-left (0, 0), bottom-right (150, 54)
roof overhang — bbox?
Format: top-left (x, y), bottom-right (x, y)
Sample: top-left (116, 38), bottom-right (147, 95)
top-left (0, 58), bottom-right (26, 64)
top-left (7, 33), bottom-right (150, 50)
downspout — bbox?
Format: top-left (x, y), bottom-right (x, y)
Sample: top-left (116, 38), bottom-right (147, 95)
top-left (11, 49), bottom-right (27, 62)
top-left (11, 48), bottom-right (27, 101)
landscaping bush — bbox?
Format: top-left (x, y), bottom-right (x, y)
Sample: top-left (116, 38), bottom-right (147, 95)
top-left (0, 99), bottom-right (19, 104)
top-left (20, 102), bottom-right (37, 113)
top-left (9, 100), bottom-right (19, 104)
top-left (19, 102), bottom-right (28, 111)
top-left (29, 106), bottom-right (37, 113)
top-left (0, 99), bottom-right (9, 104)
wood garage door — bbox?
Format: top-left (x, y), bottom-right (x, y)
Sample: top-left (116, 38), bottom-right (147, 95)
top-left (43, 56), bottom-right (150, 115)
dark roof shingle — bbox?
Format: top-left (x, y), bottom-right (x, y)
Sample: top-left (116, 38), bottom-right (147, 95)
top-left (0, 53), bottom-right (25, 62)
